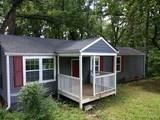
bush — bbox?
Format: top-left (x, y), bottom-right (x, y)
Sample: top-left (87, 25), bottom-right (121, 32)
top-left (0, 108), bottom-right (23, 120)
top-left (19, 82), bottom-right (58, 120)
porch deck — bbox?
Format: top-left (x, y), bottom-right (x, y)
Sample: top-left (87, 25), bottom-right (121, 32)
top-left (82, 84), bottom-right (116, 104)
top-left (58, 82), bottom-right (116, 105)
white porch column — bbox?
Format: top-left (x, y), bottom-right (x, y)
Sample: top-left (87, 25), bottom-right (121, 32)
top-left (114, 55), bottom-right (117, 94)
top-left (6, 55), bottom-right (11, 110)
top-left (93, 56), bottom-right (96, 96)
top-left (57, 56), bottom-right (60, 99)
top-left (79, 55), bottom-right (83, 109)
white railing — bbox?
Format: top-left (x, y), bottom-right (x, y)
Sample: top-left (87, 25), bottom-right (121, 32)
top-left (58, 74), bottom-right (80, 98)
top-left (95, 73), bottom-right (115, 95)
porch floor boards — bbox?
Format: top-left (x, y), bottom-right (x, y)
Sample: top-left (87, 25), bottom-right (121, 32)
top-left (82, 84), bottom-right (116, 104)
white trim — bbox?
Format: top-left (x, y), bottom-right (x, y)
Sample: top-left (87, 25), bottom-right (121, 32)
top-left (81, 52), bottom-right (117, 56)
top-left (40, 79), bottom-right (56, 83)
top-left (5, 52), bottom-right (54, 56)
top-left (10, 93), bottom-right (19, 97)
top-left (57, 53), bottom-right (80, 56)
top-left (23, 56), bottom-right (56, 85)
top-left (71, 59), bottom-right (79, 77)
top-left (57, 56), bottom-right (60, 99)
top-left (95, 73), bottom-right (115, 79)
top-left (79, 55), bottom-right (83, 109)
top-left (116, 56), bottom-right (121, 72)
top-left (93, 56), bottom-right (96, 96)
top-left (80, 37), bottom-right (118, 53)
top-left (114, 55), bottom-right (117, 94)
top-left (6, 55), bottom-right (11, 110)
top-left (94, 56), bottom-right (100, 72)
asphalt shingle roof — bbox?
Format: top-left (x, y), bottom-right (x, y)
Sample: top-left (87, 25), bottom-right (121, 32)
top-left (0, 34), bottom-right (144, 56)
top-left (116, 47), bottom-right (145, 55)
top-left (0, 35), bottom-right (98, 54)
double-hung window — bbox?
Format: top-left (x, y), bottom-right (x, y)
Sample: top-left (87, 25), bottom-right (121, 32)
top-left (42, 58), bottom-right (54, 80)
top-left (117, 56), bottom-right (121, 72)
top-left (24, 56), bottom-right (55, 84)
top-left (92, 56), bottom-right (100, 73)
top-left (26, 59), bottom-right (39, 82)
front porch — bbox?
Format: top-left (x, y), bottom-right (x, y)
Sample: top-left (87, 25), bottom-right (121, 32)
top-left (57, 54), bottom-right (117, 109)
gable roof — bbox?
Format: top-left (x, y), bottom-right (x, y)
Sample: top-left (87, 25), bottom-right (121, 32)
top-left (116, 47), bottom-right (145, 56)
top-left (0, 35), bottom-right (117, 55)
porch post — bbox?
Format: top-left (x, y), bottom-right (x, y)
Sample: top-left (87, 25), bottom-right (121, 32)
top-left (79, 55), bottom-right (83, 109)
top-left (114, 55), bottom-right (117, 94)
top-left (57, 56), bottom-right (60, 99)
top-left (93, 56), bottom-right (96, 96)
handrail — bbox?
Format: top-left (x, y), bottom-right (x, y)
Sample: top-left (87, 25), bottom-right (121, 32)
top-left (95, 73), bottom-right (115, 79)
top-left (58, 74), bottom-right (80, 81)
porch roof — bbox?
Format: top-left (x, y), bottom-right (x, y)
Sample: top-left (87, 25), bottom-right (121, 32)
top-left (0, 34), bottom-right (118, 55)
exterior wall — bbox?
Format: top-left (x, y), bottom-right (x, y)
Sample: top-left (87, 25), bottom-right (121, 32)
top-left (59, 57), bottom-right (72, 76)
top-left (82, 57), bottom-right (90, 84)
top-left (84, 40), bottom-right (116, 53)
top-left (59, 57), bottom-right (90, 84)
top-left (0, 49), bottom-right (8, 104)
top-left (104, 56), bottom-right (113, 72)
top-left (117, 55), bottom-right (145, 82)
top-left (9, 56), bottom-right (57, 104)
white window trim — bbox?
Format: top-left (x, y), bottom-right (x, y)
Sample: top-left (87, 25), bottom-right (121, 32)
top-left (23, 56), bottom-right (56, 85)
top-left (91, 56), bottom-right (100, 72)
top-left (117, 56), bottom-right (121, 72)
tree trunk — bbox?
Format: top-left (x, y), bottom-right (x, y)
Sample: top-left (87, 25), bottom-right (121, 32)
top-left (0, 0), bottom-right (23, 34)
top-left (145, 2), bottom-right (150, 75)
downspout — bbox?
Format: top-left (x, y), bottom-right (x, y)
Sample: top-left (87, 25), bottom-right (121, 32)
top-left (6, 55), bottom-right (11, 110)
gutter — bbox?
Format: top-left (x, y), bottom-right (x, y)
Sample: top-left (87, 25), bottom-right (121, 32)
top-left (6, 55), bottom-right (10, 110)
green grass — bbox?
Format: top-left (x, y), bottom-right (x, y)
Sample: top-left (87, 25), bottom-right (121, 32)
top-left (87, 77), bottom-right (160, 120)
top-left (1, 77), bottom-right (160, 120)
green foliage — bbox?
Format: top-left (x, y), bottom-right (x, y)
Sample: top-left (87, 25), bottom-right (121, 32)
top-left (148, 49), bottom-right (160, 76)
top-left (0, 0), bottom-right (160, 75)
top-left (19, 82), bottom-right (58, 120)
top-left (0, 108), bottom-right (24, 120)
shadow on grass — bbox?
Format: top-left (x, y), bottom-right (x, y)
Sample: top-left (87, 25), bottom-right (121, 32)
top-left (130, 77), bottom-right (160, 94)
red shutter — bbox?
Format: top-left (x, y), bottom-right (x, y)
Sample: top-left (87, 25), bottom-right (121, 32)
top-left (100, 56), bottom-right (104, 71)
top-left (13, 56), bottom-right (23, 87)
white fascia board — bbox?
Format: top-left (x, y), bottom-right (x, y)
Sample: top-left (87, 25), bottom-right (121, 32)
top-left (81, 52), bottom-right (117, 56)
top-left (5, 52), bottom-right (55, 56)
top-left (57, 53), bottom-right (80, 56)
top-left (80, 37), bottom-right (119, 53)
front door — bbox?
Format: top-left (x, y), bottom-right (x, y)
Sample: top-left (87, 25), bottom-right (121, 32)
top-left (71, 59), bottom-right (79, 77)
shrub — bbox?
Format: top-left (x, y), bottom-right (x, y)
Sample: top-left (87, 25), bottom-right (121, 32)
top-left (19, 82), bottom-right (58, 120)
top-left (0, 108), bottom-right (23, 120)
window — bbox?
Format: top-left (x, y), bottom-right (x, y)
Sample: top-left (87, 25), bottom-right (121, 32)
top-left (26, 59), bottom-right (39, 82)
top-left (42, 58), bottom-right (54, 80)
top-left (24, 57), bottom-right (55, 84)
top-left (92, 57), bottom-right (100, 72)
top-left (117, 56), bottom-right (121, 72)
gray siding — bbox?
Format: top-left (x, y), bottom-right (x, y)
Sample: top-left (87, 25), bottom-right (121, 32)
top-left (82, 57), bottom-right (90, 84)
top-left (59, 57), bottom-right (72, 75)
top-left (117, 55), bottom-right (145, 82)
top-left (84, 40), bottom-right (116, 53)
top-left (104, 56), bottom-right (113, 72)
top-left (9, 56), bottom-right (57, 104)
top-left (59, 57), bottom-right (90, 84)
top-left (0, 51), bottom-right (7, 103)
top-left (10, 81), bottom-right (57, 103)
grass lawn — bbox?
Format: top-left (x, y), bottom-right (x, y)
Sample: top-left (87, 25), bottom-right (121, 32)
top-left (85, 77), bottom-right (160, 120)
top-left (1, 77), bottom-right (160, 120)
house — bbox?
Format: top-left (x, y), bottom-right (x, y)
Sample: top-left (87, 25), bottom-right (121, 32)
top-left (0, 35), bottom-right (145, 109)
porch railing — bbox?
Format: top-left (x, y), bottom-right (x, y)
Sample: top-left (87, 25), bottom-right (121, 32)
top-left (95, 72), bottom-right (115, 95)
top-left (58, 74), bottom-right (80, 98)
